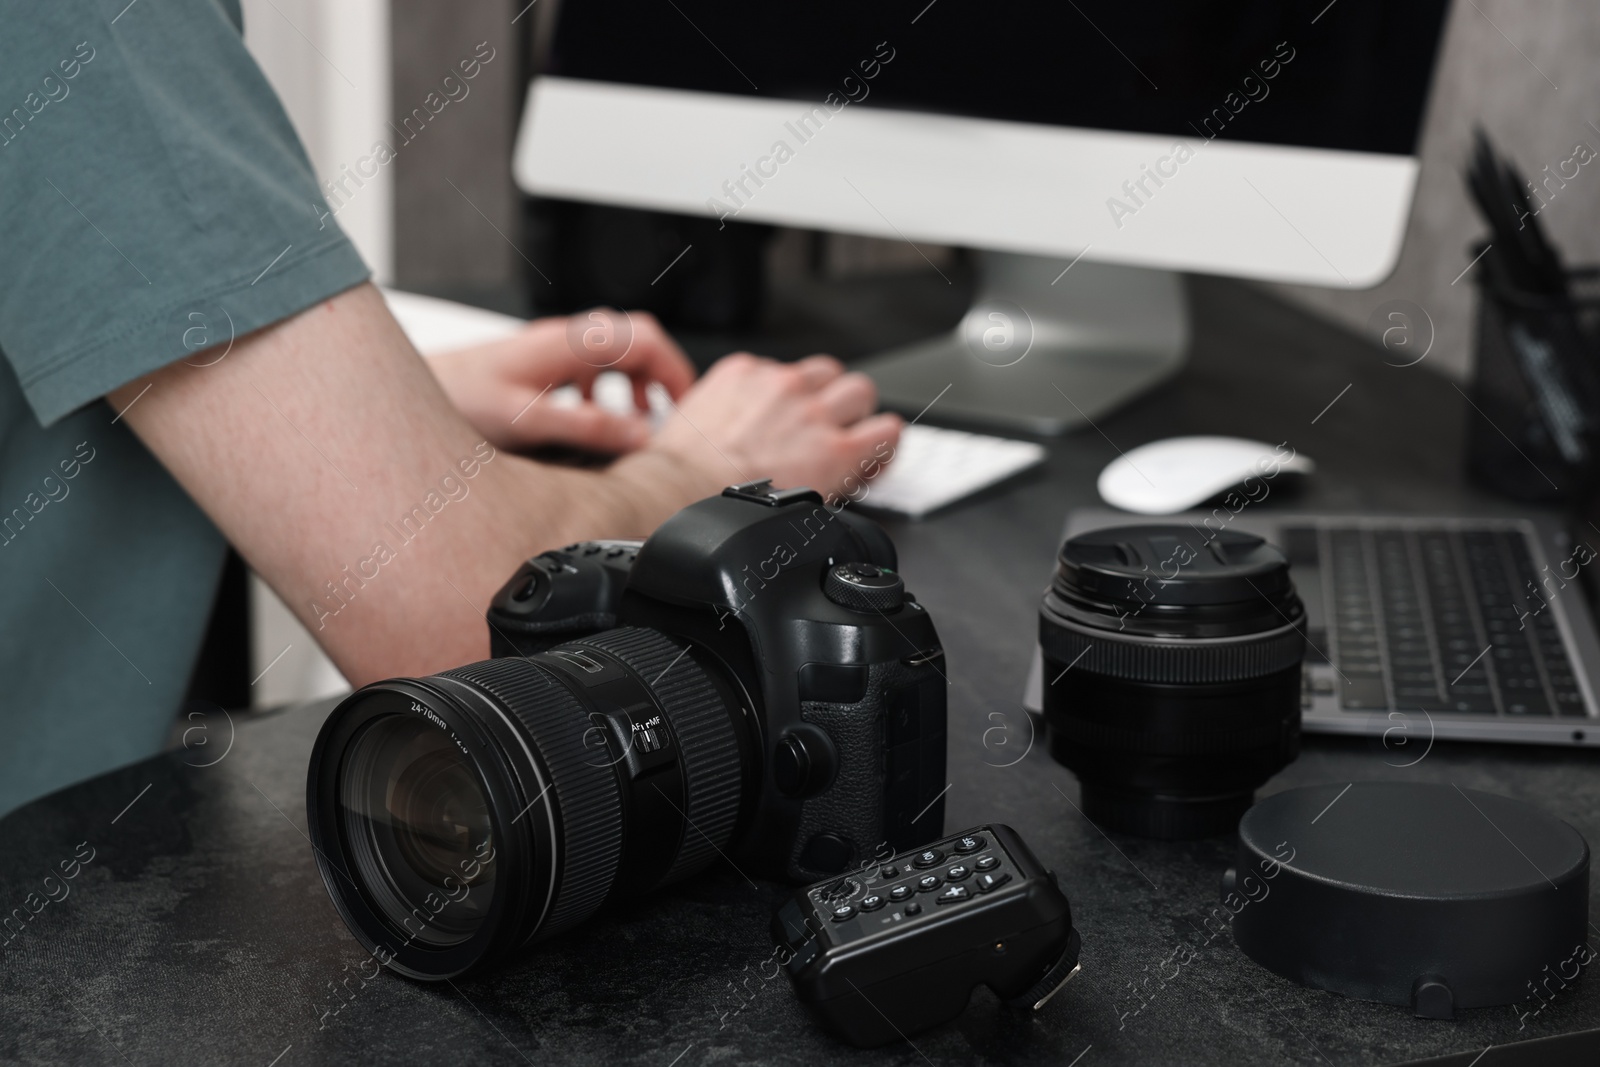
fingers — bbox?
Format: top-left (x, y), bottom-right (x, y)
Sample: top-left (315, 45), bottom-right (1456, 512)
top-left (792, 354), bottom-right (845, 389)
top-left (822, 413), bottom-right (903, 500)
top-left (510, 402), bottom-right (651, 455)
top-left (647, 345), bottom-right (907, 505)
top-left (700, 351), bottom-right (839, 391)
top-left (842, 412), bottom-right (904, 460)
top-left (431, 309), bottom-right (692, 450)
top-left (623, 312), bottom-right (697, 399)
top-left (515, 318), bottom-right (587, 388)
top-left (811, 370), bottom-right (878, 426)
top-left (561, 309), bottom-right (626, 388)
top-left (574, 309), bottom-right (696, 405)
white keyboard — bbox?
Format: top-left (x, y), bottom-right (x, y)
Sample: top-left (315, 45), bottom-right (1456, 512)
top-left (861, 423), bottom-right (1046, 519)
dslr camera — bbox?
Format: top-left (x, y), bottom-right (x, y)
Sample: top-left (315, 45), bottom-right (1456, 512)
top-left (307, 481), bottom-right (948, 979)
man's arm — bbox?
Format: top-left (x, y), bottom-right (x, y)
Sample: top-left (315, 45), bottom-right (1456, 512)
top-left (110, 283), bottom-right (900, 686)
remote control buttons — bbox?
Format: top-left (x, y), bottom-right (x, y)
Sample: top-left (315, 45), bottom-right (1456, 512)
top-left (774, 828), bottom-right (1080, 1048)
top-left (830, 904), bottom-right (856, 922)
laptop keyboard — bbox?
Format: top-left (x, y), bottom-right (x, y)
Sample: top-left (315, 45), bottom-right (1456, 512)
top-left (1286, 525), bottom-right (1586, 717)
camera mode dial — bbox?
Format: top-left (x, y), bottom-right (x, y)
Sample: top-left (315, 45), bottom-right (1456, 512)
top-left (823, 562), bottom-right (904, 613)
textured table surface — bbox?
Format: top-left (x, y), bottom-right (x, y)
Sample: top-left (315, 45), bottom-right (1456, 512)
top-left (4, 278), bottom-right (1598, 1067)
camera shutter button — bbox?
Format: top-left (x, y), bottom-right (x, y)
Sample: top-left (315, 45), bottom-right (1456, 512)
top-left (823, 563), bottom-right (905, 613)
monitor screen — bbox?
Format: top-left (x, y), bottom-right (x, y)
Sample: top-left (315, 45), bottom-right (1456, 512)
top-left (546, 0), bottom-right (1451, 157)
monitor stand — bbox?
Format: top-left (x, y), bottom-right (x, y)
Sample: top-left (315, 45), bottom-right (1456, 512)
top-left (857, 252), bottom-right (1189, 435)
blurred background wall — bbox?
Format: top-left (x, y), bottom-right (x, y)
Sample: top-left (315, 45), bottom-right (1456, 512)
top-left (387, 1), bottom-right (523, 306)
top-left (1264, 0), bottom-right (1600, 380)
top-left (241, 0), bottom-right (393, 282)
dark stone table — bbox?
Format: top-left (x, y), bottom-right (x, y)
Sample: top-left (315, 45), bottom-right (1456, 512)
top-left (4, 277), bottom-right (1599, 1066)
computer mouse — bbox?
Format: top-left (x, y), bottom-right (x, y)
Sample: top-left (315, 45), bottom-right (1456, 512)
top-left (1097, 436), bottom-right (1314, 515)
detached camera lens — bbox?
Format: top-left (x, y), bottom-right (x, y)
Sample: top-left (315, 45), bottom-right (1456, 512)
top-left (308, 628), bottom-right (750, 979)
top-left (1039, 526), bottom-right (1306, 840)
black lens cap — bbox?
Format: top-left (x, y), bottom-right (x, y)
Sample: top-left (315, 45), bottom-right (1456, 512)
top-left (1056, 526), bottom-right (1293, 606)
top-left (1228, 782), bottom-right (1590, 1018)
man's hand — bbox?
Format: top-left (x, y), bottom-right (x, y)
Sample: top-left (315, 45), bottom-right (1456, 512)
top-left (427, 305), bottom-right (903, 520)
top-left (427, 308), bottom-right (695, 454)
top-left (615, 353), bottom-right (903, 509)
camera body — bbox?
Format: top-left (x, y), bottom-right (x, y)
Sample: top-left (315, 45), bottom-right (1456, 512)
top-left (486, 481), bottom-right (948, 880)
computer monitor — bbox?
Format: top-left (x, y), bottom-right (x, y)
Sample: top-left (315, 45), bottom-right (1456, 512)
top-left (513, 1), bottom-right (1452, 433)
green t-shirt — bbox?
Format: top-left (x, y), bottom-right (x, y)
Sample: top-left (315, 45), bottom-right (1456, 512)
top-left (0, 0), bottom-right (369, 815)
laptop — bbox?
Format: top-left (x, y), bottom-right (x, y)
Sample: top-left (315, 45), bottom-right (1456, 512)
top-left (1023, 509), bottom-right (1600, 748)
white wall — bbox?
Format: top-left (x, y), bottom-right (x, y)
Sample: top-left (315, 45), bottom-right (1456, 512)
top-left (241, 0), bottom-right (393, 281)
top-left (1266, 0), bottom-right (1600, 380)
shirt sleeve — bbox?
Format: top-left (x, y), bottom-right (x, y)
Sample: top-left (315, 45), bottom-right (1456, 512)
top-left (0, 0), bottom-right (370, 426)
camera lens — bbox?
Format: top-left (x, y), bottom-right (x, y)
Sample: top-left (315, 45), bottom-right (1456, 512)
top-left (308, 627), bottom-right (753, 979)
top-left (1039, 526), bottom-right (1305, 840)
top-left (339, 716), bottom-right (496, 947)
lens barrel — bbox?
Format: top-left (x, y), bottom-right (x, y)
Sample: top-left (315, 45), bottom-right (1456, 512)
top-left (1039, 526), bottom-right (1305, 839)
top-left (307, 627), bottom-right (750, 979)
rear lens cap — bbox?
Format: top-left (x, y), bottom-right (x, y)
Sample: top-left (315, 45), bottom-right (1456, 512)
top-left (1228, 782), bottom-right (1590, 1018)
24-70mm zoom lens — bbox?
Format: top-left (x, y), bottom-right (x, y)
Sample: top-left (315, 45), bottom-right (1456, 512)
top-left (307, 627), bottom-right (753, 979)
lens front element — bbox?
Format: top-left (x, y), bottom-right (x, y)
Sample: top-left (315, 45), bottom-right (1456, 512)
top-left (339, 714), bottom-right (497, 948)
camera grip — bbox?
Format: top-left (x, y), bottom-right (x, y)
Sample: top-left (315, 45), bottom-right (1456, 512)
top-left (487, 541), bottom-right (640, 656)
top-left (790, 660), bottom-right (947, 879)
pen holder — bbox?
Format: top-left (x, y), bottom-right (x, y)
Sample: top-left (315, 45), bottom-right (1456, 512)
top-left (1466, 249), bottom-right (1600, 504)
